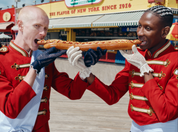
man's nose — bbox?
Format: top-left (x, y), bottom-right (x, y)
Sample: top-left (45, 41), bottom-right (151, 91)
top-left (137, 27), bottom-right (144, 36)
top-left (39, 30), bottom-right (46, 38)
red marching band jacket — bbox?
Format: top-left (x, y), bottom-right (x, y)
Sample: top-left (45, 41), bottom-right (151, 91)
top-left (87, 40), bottom-right (178, 126)
top-left (0, 41), bottom-right (89, 131)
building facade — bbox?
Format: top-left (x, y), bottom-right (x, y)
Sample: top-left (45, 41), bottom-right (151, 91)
top-left (0, 7), bottom-right (16, 46)
top-left (13, 0), bottom-right (178, 63)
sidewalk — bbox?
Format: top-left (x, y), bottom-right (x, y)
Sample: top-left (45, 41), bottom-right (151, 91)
top-left (49, 58), bottom-right (132, 132)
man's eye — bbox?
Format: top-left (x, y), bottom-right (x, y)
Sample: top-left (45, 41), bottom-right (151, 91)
top-left (146, 26), bottom-right (151, 31)
top-left (44, 27), bottom-right (48, 31)
top-left (34, 25), bottom-right (40, 28)
top-left (137, 25), bottom-right (141, 28)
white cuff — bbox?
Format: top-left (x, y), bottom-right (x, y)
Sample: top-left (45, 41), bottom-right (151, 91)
top-left (140, 63), bottom-right (154, 77)
top-left (79, 67), bottom-right (92, 80)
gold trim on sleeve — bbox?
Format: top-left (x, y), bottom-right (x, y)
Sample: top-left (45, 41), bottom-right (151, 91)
top-left (129, 70), bottom-right (140, 77)
top-left (130, 93), bottom-right (148, 101)
top-left (147, 59), bottom-right (170, 67)
top-left (152, 71), bottom-right (166, 79)
top-left (45, 74), bottom-right (49, 79)
top-left (129, 81), bottom-right (144, 89)
top-left (43, 85), bottom-right (49, 91)
top-left (41, 97), bottom-right (48, 103)
top-left (38, 109), bottom-right (47, 116)
top-left (11, 63), bottom-right (30, 70)
top-left (130, 104), bottom-right (154, 116)
top-left (129, 70), bottom-right (166, 79)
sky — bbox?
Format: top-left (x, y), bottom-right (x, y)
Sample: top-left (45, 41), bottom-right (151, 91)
top-left (0, 0), bottom-right (52, 9)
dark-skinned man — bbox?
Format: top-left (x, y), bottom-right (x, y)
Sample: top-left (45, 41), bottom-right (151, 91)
top-left (67, 5), bottom-right (178, 132)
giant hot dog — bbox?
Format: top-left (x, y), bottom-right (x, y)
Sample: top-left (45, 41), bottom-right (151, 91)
top-left (37, 39), bottom-right (141, 51)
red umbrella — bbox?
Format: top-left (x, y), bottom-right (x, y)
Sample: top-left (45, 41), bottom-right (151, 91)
top-left (171, 21), bottom-right (178, 39)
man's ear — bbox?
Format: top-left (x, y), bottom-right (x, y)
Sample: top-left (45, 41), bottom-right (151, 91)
top-left (17, 20), bottom-right (23, 31)
top-left (161, 26), bottom-right (170, 38)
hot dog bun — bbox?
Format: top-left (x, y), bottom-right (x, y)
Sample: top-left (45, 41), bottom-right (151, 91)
top-left (37, 39), bottom-right (141, 51)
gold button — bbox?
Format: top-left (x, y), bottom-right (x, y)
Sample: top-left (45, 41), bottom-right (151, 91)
top-left (44, 85), bottom-right (49, 91)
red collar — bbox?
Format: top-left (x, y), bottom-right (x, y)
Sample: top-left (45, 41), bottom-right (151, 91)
top-left (9, 41), bottom-right (32, 57)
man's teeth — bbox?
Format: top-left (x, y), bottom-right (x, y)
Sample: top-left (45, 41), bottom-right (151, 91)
top-left (141, 41), bottom-right (146, 44)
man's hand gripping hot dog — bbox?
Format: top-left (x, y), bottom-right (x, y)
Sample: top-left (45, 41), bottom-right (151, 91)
top-left (67, 46), bottom-right (107, 80)
top-left (120, 45), bottom-right (154, 77)
top-left (67, 46), bottom-right (91, 80)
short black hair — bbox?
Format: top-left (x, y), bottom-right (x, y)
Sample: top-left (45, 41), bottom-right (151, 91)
top-left (145, 5), bottom-right (173, 27)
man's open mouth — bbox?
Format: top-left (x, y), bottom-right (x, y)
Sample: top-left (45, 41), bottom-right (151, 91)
top-left (34, 39), bottom-right (40, 44)
top-left (141, 40), bottom-right (146, 45)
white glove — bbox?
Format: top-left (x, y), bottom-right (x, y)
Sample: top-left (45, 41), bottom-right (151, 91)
top-left (120, 45), bottom-right (154, 77)
top-left (67, 46), bottom-right (91, 80)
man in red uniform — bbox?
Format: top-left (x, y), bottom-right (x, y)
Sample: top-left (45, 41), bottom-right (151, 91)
top-left (68, 5), bottom-right (178, 131)
top-left (0, 6), bottom-right (89, 132)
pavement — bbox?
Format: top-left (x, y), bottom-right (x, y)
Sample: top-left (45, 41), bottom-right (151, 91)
top-left (49, 58), bottom-right (132, 132)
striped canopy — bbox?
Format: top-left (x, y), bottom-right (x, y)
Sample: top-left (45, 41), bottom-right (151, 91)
top-left (167, 21), bottom-right (178, 41)
top-left (92, 11), bottom-right (144, 27)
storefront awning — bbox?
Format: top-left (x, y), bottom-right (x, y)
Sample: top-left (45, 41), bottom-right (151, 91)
top-left (92, 11), bottom-right (144, 27)
top-left (50, 15), bottom-right (103, 28)
top-left (12, 18), bottom-right (64, 30)
top-left (49, 18), bottom-right (64, 29)
top-left (11, 25), bottom-right (18, 31)
top-left (171, 8), bottom-right (178, 15)
top-left (167, 21), bottom-right (178, 41)
top-left (11, 8), bottom-right (178, 31)
top-left (0, 22), bottom-right (14, 30)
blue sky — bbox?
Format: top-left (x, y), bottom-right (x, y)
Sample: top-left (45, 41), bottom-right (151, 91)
top-left (0, 0), bottom-right (51, 9)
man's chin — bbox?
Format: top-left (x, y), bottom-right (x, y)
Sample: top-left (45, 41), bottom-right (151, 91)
top-left (139, 45), bottom-right (147, 50)
top-left (31, 45), bottom-right (39, 51)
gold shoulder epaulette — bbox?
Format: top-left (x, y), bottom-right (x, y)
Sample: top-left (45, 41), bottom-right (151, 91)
top-left (0, 46), bottom-right (8, 53)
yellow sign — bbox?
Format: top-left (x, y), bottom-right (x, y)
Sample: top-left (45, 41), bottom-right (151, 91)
top-left (37, 0), bottom-right (178, 19)
top-left (65, 0), bottom-right (103, 8)
top-left (38, 0), bottom-right (146, 18)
